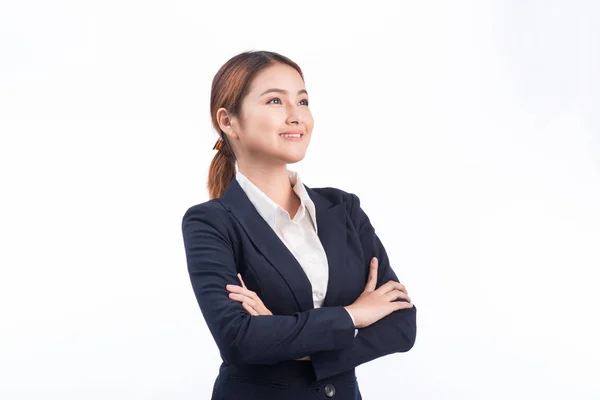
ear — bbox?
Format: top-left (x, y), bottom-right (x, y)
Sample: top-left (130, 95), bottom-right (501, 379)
top-left (216, 108), bottom-right (239, 140)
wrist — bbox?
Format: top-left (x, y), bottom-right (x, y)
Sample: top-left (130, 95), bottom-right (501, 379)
top-left (344, 306), bottom-right (357, 328)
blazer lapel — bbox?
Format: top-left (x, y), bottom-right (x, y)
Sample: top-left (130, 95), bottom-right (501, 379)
top-left (220, 178), bottom-right (313, 311)
top-left (304, 186), bottom-right (348, 308)
top-left (220, 178), bottom-right (348, 312)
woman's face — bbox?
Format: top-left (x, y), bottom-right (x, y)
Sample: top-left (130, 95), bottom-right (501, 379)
top-left (226, 63), bottom-right (314, 167)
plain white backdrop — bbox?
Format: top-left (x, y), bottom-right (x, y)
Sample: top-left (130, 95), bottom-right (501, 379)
top-left (1, 0), bottom-right (599, 398)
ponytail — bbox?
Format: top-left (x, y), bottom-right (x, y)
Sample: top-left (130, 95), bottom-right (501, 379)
top-left (207, 134), bottom-right (236, 199)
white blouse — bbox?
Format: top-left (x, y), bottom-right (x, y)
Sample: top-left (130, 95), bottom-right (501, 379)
top-left (235, 168), bottom-right (358, 336)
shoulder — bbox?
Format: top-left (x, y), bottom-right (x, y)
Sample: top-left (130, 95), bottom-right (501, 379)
top-left (181, 198), bottom-right (230, 233)
top-left (310, 186), bottom-right (364, 221)
top-left (311, 186), bottom-right (377, 240)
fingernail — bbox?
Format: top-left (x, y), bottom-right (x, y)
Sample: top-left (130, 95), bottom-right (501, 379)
top-left (371, 257), bottom-right (376, 264)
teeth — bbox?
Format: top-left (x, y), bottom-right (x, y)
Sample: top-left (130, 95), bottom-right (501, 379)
top-left (280, 133), bottom-right (301, 138)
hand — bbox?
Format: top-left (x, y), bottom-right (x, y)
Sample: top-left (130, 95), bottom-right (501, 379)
top-left (226, 273), bottom-right (273, 316)
top-left (344, 257), bottom-right (413, 329)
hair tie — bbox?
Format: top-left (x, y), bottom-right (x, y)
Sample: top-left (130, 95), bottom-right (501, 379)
top-left (213, 139), bottom-right (224, 151)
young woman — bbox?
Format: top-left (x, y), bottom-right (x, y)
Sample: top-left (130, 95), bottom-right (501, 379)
top-left (181, 50), bottom-right (417, 400)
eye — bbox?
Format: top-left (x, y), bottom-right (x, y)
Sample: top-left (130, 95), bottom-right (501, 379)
top-left (267, 97), bottom-right (281, 105)
top-left (299, 99), bottom-right (309, 106)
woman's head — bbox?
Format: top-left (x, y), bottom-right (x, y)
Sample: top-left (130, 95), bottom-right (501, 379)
top-left (207, 51), bottom-right (313, 199)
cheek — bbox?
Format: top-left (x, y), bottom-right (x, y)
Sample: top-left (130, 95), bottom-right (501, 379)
top-left (243, 111), bottom-right (272, 131)
top-left (304, 111), bottom-right (314, 132)
top-left (242, 114), bottom-right (280, 149)
top-left (251, 111), bottom-right (280, 133)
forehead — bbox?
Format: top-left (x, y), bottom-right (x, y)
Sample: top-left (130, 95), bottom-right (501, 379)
top-left (247, 63), bottom-right (305, 94)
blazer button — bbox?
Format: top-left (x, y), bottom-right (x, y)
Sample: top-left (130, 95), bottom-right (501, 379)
top-left (325, 383), bottom-right (336, 397)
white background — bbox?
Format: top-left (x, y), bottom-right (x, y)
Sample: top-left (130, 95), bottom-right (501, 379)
top-left (1, 0), bottom-right (599, 399)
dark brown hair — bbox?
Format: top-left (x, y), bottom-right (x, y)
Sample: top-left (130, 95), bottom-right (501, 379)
top-left (207, 50), bottom-right (304, 199)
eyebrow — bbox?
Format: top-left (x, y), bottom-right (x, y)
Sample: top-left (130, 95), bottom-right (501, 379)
top-left (259, 88), bottom-right (309, 97)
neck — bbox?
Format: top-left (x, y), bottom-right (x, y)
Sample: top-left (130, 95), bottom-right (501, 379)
top-left (237, 161), bottom-right (300, 214)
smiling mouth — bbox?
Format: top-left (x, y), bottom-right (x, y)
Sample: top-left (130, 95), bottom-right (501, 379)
top-left (279, 133), bottom-right (303, 138)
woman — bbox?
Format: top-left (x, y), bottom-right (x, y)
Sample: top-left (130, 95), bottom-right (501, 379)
top-left (181, 50), bottom-right (417, 400)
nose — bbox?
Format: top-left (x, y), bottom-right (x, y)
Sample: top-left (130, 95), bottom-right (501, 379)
top-left (286, 105), bottom-right (303, 125)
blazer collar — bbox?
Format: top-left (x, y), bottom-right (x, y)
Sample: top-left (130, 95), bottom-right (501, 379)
top-left (235, 169), bottom-right (319, 234)
top-left (219, 177), bottom-right (348, 312)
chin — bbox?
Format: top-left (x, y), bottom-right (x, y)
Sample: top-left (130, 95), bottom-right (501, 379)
top-left (281, 152), bottom-right (306, 164)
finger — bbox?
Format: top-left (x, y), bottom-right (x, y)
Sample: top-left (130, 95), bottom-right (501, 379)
top-left (257, 305), bottom-right (273, 316)
top-left (364, 257), bottom-right (378, 292)
top-left (397, 282), bottom-right (408, 295)
top-left (226, 285), bottom-right (257, 299)
top-left (391, 301), bottom-right (414, 312)
top-left (376, 280), bottom-right (406, 295)
top-left (228, 292), bottom-right (246, 302)
top-left (229, 293), bottom-right (257, 308)
top-left (238, 273), bottom-right (247, 289)
top-left (385, 289), bottom-right (411, 303)
top-left (226, 284), bottom-right (242, 292)
top-left (242, 302), bottom-right (259, 316)
top-left (385, 301), bottom-right (413, 314)
top-left (240, 288), bottom-right (258, 300)
top-left (377, 280), bottom-right (404, 293)
top-left (243, 300), bottom-right (271, 316)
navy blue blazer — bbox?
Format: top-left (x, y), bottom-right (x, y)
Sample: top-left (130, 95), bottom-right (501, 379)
top-left (181, 177), bottom-right (417, 396)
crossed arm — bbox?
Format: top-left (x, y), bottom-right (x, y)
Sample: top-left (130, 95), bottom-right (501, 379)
top-left (182, 204), bottom-right (357, 366)
top-left (226, 256), bottom-right (410, 362)
top-left (182, 192), bottom-right (417, 380)
top-left (226, 272), bottom-right (312, 360)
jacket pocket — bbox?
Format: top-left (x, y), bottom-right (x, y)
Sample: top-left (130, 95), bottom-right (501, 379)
top-left (227, 375), bottom-right (288, 389)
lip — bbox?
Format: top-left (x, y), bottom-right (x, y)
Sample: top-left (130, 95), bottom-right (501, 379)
top-left (279, 130), bottom-right (304, 135)
top-left (279, 131), bottom-right (304, 142)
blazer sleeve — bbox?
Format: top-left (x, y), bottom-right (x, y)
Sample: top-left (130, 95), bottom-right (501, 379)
top-left (181, 203), bottom-right (356, 366)
top-left (310, 192), bottom-right (417, 381)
